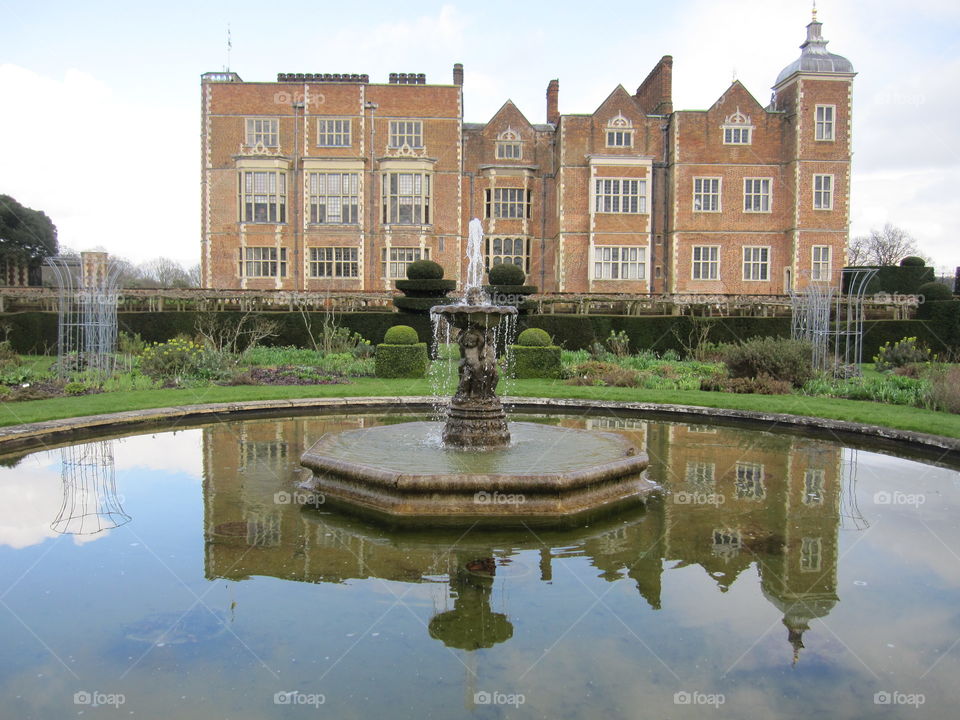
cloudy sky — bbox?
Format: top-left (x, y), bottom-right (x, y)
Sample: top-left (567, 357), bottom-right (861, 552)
top-left (1, 0), bottom-right (957, 273)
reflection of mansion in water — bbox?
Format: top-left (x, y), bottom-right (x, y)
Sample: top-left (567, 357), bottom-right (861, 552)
top-left (201, 417), bottom-right (841, 660)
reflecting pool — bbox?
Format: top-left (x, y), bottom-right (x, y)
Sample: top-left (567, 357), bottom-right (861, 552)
top-left (1, 413), bottom-right (959, 718)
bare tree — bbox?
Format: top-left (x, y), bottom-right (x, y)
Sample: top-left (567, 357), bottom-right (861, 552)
top-left (139, 257), bottom-right (194, 288)
top-left (848, 223), bottom-right (928, 266)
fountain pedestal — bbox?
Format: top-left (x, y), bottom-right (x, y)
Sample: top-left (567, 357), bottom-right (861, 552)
top-left (434, 301), bottom-right (516, 449)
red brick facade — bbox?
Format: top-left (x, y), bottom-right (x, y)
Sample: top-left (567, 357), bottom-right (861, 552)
top-left (201, 18), bottom-right (853, 295)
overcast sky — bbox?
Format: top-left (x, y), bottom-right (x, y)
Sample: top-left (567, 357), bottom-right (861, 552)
top-left (1, 0), bottom-right (957, 273)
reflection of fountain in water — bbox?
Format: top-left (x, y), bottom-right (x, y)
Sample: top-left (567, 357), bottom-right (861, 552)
top-left (51, 441), bottom-right (130, 535)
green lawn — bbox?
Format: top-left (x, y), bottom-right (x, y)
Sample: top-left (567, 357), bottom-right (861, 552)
top-left (3, 376), bottom-right (959, 439)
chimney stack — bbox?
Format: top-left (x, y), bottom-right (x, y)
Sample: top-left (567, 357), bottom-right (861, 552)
top-left (546, 79), bottom-right (559, 125)
top-left (453, 63), bottom-right (463, 86)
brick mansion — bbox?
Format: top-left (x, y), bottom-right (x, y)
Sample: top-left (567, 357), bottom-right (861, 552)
top-left (200, 12), bottom-right (854, 295)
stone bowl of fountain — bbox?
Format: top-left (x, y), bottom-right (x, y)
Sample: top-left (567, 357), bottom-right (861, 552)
top-left (299, 219), bottom-right (656, 525)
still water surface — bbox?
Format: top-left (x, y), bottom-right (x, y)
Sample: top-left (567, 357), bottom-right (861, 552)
top-left (1, 413), bottom-right (958, 719)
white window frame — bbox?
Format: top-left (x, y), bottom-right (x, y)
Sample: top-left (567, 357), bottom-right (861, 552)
top-left (813, 174), bottom-right (834, 210)
top-left (685, 461), bottom-right (716, 487)
top-left (693, 177), bottom-right (721, 212)
top-left (309, 247), bottom-right (359, 278)
top-left (742, 246), bottom-right (770, 281)
top-left (381, 247), bottom-right (430, 279)
top-left (803, 469), bottom-right (825, 506)
top-left (241, 247), bottom-right (287, 278)
top-left (316, 118), bottom-right (351, 148)
top-left (815, 105), bottom-right (835, 141)
top-left (388, 120), bottom-right (423, 148)
top-left (485, 188), bottom-right (530, 219)
top-left (743, 177), bottom-right (772, 213)
top-left (486, 237), bottom-right (530, 273)
top-left (721, 109), bottom-right (753, 145)
top-left (239, 170), bottom-right (287, 223)
top-left (605, 113), bottom-right (633, 148)
top-left (800, 537), bottom-right (822, 572)
top-left (308, 172), bottom-right (359, 224)
top-left (496, 128), bottom-right (522, 159)
top-left (245, 118), bottom-right (279, 148)
top-left (382, 172), bottom-right (431, 225)
top-left (811, 246), bottom-right (832, 282)
top-left (593, 246), bottom-right (646, 280)
top-left (723, 126), bottom-right (752, 144)
top-left (594, 178), bottom-right (645, 214)
top-left (735, 462), bottom-right (765, 500)
top-left (691, 245), bottom-right (719, 281)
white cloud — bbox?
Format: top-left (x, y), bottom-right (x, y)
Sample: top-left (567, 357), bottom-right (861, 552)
top-left (113, 429), bottom-right (204, 477)
top-left (0, 63), bottom-right (197, 267)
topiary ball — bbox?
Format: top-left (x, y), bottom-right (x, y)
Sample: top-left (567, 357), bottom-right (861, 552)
top-left (383, 325), bottom-right (419, 345)
top-left (918, 281), bottom-right (952, 302)
top-left (900, 256), bottom-right (926, 267)
top-left (517, 328), bottom-right (552, 347)
top-left (488, 263), bottom-right (525, 286)
top-left (406, 260), bottom-right (444, 280)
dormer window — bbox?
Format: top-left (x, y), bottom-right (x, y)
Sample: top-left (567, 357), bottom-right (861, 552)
top-left (722, 109), bottom-right (753, 145)
top-left (606, 113), bottom-right (633, 147)
top-left (496, 128), bottom-right (522, 160)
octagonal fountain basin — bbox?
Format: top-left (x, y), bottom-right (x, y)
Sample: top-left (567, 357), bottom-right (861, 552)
top-left (299, 421), bottom-right (654, 524)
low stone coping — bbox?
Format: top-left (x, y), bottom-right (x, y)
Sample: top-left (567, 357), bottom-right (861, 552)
top-left (0, 395), bottom-right (958, 461)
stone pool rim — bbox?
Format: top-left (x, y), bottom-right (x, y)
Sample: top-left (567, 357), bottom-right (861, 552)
top-left (0, 396), bottom-right (958, 463)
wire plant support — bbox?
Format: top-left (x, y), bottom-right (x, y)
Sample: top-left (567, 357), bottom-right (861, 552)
top-left (51, 440), bottom-right (131, 535)
top-left (790, 267), bottom-right (878, 375)
top-left (46, 252), bottom-right (122, 381)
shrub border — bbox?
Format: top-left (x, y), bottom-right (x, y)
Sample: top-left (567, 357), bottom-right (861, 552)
top-left (0, 396), bottom-right (957, 465)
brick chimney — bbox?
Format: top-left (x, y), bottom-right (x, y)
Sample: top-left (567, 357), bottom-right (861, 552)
top-left (453, 63), bottom-right (463, 86)
top-left (635, 56), bottom-right (673, 115)
top-left (546, 79), bottom-right (559, 125)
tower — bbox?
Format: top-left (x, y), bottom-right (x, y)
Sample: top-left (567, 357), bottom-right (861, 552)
top-left (773, 9), bottom-right (855, 291)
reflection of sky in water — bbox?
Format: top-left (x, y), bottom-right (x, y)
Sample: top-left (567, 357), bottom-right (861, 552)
top-left (0, 416), bottom-right (957, 719)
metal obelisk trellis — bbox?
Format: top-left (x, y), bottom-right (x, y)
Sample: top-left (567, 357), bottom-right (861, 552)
top-left (46, 252), bottom-right (122, 380)
top-left (51, 440), bottom-right (131, 535)
top-left (790, 267), bottom-right (878, 374)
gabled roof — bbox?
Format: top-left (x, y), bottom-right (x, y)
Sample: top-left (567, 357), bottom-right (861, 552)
top-left (591, 84), bottom-right (644, 120)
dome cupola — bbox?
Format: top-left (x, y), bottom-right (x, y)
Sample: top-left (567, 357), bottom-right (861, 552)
top-left (775, 8), bottom-right (854, 87)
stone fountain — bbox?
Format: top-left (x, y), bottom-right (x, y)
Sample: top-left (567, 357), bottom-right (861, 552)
top-left (299, 219), bottom-right (656, 524)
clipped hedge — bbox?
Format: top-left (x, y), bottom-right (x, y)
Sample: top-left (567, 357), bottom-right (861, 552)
top-left (509, 345), bottom-right (561, 379)
top-left (393, 297), bottom-right (453, 313)
top-left (374, 343), bottom-right (429, 378)
top-left (383, 324), bottom-right (419, 345)
top-left (0, 311), bottom-right (436, 354)
top-left (406, 260), bottom-right (444, 280)
top-left (845, 265), bottom-right (935, 295)
top-left (393, 279), bottom-right (457, 297)
top-left (488, 263), bottom-right (525, 286)
top-left (517, 328), bottom-right (552, 346)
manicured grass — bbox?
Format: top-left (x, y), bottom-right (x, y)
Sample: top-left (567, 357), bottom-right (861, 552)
top-left (3, 375), bottom-right (960, 439)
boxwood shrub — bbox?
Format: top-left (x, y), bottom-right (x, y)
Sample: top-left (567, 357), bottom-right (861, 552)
top-left (509, 345), bottom-right (561, 379)
top-left (375, 342), bottom-right (429, 378)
